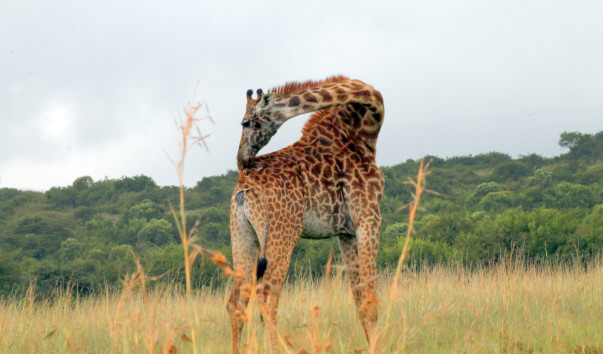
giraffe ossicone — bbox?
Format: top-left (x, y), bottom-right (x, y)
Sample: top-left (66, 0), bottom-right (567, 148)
top-left (228, 76), bottom-right (385, 353)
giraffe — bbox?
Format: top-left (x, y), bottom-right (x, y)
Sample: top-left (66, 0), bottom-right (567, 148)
top-left (227, 76), bottom-right (385, 353)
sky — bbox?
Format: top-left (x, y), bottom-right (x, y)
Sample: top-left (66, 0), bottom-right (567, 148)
top-left (1, 0), bottom-right (602, 191)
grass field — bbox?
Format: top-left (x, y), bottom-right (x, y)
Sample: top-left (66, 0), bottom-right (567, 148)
top-left (4, 103), bottom-right (595, 353)
top-left (1, 261), bottom-right (602, 353)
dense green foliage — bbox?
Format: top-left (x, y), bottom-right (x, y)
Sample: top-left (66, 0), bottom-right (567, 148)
top-left (1, 131), bottom-right (601, 297)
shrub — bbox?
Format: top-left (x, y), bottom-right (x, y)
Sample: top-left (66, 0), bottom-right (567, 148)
top-left (478, 191), bottom-right (519, 211)
top-left (491, 161), bottom-right (531, 182)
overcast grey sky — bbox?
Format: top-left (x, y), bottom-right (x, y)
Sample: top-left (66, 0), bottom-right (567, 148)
top-left (2, 0), bottom-right (602, 191)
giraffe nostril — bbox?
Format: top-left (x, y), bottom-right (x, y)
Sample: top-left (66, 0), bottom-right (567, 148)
top-left (242, 120), bottom-right (251, 127)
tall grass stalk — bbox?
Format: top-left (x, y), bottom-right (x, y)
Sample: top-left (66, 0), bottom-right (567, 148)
top-left (167, 99), bottom-right (213, 353)
top-left (3, 261), bottom-right (601, 352)
top-left (378, 158), bottom-right (434, 352)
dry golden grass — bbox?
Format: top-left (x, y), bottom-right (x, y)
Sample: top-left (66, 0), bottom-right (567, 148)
top-left (4, 99), bottom-right (600, 354)
top-left (1, 262), bottom-right (602, 353)
top-left (2, 153), bottom-right (601, 352)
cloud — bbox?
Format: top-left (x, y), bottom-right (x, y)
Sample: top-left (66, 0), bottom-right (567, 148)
top-left (40, 105), bottom-right (71, 140)
top-left (1, 0), bottom-right (602, 190)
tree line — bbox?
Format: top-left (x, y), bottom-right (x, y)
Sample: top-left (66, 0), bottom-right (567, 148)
top-left (0, 131), bottom-right (601, 297)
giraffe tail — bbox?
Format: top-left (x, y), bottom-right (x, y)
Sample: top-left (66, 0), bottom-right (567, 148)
top-left (256, 257), bottom-right (267, 280)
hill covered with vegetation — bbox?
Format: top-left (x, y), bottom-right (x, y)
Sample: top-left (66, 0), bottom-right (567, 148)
top-left (1, 131), bottom-right (601, 297)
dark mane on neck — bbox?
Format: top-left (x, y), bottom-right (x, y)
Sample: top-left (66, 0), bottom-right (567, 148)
top-left (269, 75), bottom-right (349, 97)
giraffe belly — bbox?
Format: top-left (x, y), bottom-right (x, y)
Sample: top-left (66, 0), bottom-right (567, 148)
top-left (301, 210), bottom-right (338, 239)
top-left (300, 209), bottom-right (355, 239)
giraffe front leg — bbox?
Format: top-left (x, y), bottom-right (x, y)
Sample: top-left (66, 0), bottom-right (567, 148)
top-left (257, 282), bottom-right (282, 353)
top-left (257, 226), bottom-right (300, 354)
top-left (228, 197), bottom-right (260, 354)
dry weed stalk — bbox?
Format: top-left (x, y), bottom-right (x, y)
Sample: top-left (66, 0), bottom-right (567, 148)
top-left (304, 250), bottom-right (340, 353)
top-left (168, 99), bottom-right (213, 298)
top-left (168, 97), bottom-right (267, 352)
top-left (108, 96), bottom-right (223, 353)
top-left (109, 254), bottom-right (166, 350)
top-left (22, 280), bottom-right (37, 316)
top-left (167, 96), bottom-right (279, 353)
top-left (376, 158), bottom-right (434, 353)
top-left (307, 305), bottom-right (333, 353)
top-left (167, 98), bottom-right (213, 353)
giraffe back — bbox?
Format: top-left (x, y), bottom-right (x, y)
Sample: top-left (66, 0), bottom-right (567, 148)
top-left (235, 104), bottom-right (384, 240)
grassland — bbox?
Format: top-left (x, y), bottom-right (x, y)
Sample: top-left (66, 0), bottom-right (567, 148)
top-left (1, 261), bottom-right (601, 353)
top-left (3, 106), bottom-right (599, 353)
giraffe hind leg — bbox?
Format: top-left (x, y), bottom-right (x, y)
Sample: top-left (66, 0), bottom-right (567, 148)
top-left (338, 222), bottom-right (379, 346)
top-left (337, 235), bottom-right (362, 310)
top-left (237, 189), bottom-right (270, 281)
top-left (354, 220), bottom-right (380, 346)
top-left (228, 193), bottom-right (260, 353)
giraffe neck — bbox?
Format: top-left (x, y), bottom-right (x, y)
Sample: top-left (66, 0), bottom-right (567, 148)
top-left (269, 79), bottom-right (384, 128)
top-left (298, 105), bottom-right (380, 159)
top-left (236, 78), bottom-right (385, 170)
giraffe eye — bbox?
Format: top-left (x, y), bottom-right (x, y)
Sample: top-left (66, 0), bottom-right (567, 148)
top-left (241, 120), bottom-right (251, 128)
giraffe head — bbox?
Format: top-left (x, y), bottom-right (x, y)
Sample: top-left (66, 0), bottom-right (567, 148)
top-left (236, 88), bottom-right (278, 169)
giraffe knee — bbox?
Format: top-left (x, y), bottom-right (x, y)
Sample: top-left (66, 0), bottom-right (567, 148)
top-left (359, 309), bottom-right (378, 325)
top-left (226, 298), bottom-right (237, 315)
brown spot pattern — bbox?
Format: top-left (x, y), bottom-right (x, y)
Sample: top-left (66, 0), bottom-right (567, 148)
top-left (302, 92), bottom-right (318, 103)
top-left (229, 77), bottom-right (385, 353)
top-left (288, 96), bottom-right (301, 107)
